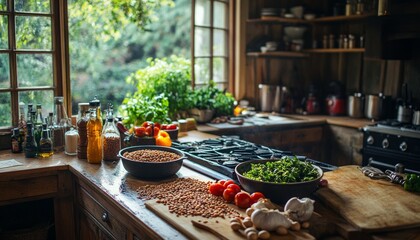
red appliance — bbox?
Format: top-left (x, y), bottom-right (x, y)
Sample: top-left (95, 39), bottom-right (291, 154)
top-left (306, 96), bottom-right (321, 114)
top-left (326, 95), bottom-right (346, 116)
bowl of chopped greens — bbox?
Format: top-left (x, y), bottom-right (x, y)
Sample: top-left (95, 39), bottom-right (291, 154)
top-left (235, 156), bottom-right (323, 204)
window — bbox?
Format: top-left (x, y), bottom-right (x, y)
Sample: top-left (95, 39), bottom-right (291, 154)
top-left (192, 0), bottom-right (230, 90)
top-left (0, 0), bottom-right (62, 129)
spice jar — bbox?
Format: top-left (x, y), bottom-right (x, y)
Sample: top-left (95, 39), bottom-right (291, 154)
top-left (87, 96), bottom-right (103, 163)
top-left (349, 34), bottom-right (355, 49)
top-left (102, 116), bottom-right (121, 161)
top-left (77, 103), bottom-right (89, 159)
top-left (65, 128), bottom-right (78, 155)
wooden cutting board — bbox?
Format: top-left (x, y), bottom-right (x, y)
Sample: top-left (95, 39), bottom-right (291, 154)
top-left (315, 165), bottom-right (420, 232)
top-left (145, 200), bottom-right (316, 240)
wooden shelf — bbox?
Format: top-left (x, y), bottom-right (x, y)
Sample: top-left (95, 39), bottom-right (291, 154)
top-left (311, 14), bottom-right (374, 23)
top-left (304, 48), bottom-right (365, 53)
top-left (247, 14), bottom-right (374, 24)
top-left (247, 17), bottom-right (308, 24)
top-left (247, 51), bottom-right (309, 58)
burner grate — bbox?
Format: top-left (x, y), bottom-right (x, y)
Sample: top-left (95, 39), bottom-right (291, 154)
top-left (172, 137), bottom-right (337, 179)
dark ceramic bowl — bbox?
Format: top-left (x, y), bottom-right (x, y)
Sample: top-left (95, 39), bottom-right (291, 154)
top-left (165, 128), bottom-right (178, 140)
top-left (119, 145), bottom-right (186, 179)
top-left (235, 159), bottom-right (323, 204)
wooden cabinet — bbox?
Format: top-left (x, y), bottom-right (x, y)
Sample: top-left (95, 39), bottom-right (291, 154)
top-left (0, 170), bottom-right (75, 240)
top-left (325, 125), bottom-right (363, 166)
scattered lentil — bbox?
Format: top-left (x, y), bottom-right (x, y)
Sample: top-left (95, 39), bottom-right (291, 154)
top-left (137, 178), bottom-right (240, 218)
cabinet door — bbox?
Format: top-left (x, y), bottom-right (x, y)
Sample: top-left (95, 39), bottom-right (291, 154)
top-left (79, 210), bottom-right (116, 240)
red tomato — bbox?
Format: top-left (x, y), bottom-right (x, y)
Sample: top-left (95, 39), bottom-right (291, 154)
top-left (166, 124), bottom-right (177, 130)
top-left (250, 192), bottom-right (265, 204)
top-left (153, 126), bottom-right (160, 137)
top-left (134, 126), bottom-right (146, 137)
top-left (319, 179), bottom-right (328, 187)
top-left (154, 122), bottom-right (161, 129)
top-left (142, 121), bottom-right (152, 128)
top-left (223, 188), bottom-right (236, 202)
top-left (226, 184), bottom-right (241, 194)
top-left (223, 180), bottom-right (235, 188)
top-left (217, 179), bottom-right (227, 186)
top-left (161, 124), bottom-right (167, 130)
top-left (209, 183), bottom-right (225, 196)
top-left (145, 126), bottom-right (153, 136)
top-left (235, 192), bottom-right (252, 209)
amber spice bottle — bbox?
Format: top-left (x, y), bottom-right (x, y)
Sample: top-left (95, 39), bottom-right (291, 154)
top-left (87, 97), bottom-right (103, 163)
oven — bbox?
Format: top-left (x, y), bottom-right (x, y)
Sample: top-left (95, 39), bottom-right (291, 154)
top-left (363, 125), bottom-right (420, 175)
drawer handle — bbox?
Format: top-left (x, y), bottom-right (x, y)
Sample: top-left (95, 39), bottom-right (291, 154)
top-left (102, 212), bottom-right (109, 222)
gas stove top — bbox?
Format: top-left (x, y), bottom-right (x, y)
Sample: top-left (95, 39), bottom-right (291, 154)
top-left (172, 136), bottom-right (337, 179)
top-left (365, 119), bottom-right (420, 138)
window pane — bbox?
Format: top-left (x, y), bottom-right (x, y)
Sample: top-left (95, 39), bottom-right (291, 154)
top-left (213, 57), bottom-right (227, 84)
top-left (213, 29), bottom-right (227, 56)
top-left (17, 54), bottom-right (53, 87)
top-left (195, 27), bottom-right (210, 56)
top-left (19, 90), bottom-right (54, 116)
top-left (0, 15), bottom-right (8, 49)
top-left (195, 58), bottom-right (210, 85)
top-left (0, 92), bottom-right (11, 127)
top-left (15, 0), bottom-right (50, 13)
top-left (213, 1), bottom-right (227, 29)
top-left (0, 53), bottom-right (9, 88)
top-left (0, 0), bottom-right (6, 11)
top-left (16, 16), bottom-right (51, 50)
top-left (195, 0), bottom-right (210, 27)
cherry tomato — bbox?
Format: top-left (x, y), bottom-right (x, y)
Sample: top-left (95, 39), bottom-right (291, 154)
top-left (166, 124), bottom-right (177, 130)
top-left (223, 188), bottom-right (236, 202)
top-left (145, 126), bottom-right (153, 136)
top-left (134, 126), bottom-right (146, 137)
top-left (153, 126), bottom-right (160, 137)
top-left (226, 184), bottom-right (241, 194)
top-left (161, 124), bottom-right (167, 130)
top-left (223, 180), bottom-right (235, 188)
top-left (319, 179), bottom-right (328, 187)
top-left (209, 183), bottom-right (225, 196)
top-left (217, 179), bottom-right (227, 187)
top-left (154, 122), bottom-right (161, 129)
top-left (234, 192), bottom-right (252, 209)
top-left (250, 192), bottom-right (265, 204)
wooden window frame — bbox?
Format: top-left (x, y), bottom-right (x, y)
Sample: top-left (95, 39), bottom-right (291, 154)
top-left (191, 0), bottom-right (235, 93)
top-left (0, 0), bottom-right (68, 132)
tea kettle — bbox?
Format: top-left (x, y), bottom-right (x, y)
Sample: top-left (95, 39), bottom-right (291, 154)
top-left (326, 81), bottom-right (346, 116)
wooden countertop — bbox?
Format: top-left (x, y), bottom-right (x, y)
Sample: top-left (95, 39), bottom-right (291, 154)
top-left (285, 114), bottom-right (375, 129)
top-left (1, 130), bottom-right (418, 239)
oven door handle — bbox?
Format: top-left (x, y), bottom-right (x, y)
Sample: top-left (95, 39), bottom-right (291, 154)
top-left (369, 158), bottom-right (420, 175)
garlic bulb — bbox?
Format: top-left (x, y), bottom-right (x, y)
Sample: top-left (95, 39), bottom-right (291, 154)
top-left (251, 208), bottom-right (292, 231)
top-left (251, 198), bottom-right (277, 210)
top-left (284, 197), bottom-right (314, 222)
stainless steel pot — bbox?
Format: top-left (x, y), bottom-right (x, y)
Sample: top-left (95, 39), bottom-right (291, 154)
top-left (347, 93), bottom-right (364, 118)
top-left (259, 84), bottom-right (282, 112)
top-left (365, 94), bottom-right (383, 120)
top-left (397, 105), bottom-right (412, 123)
top-left (412, 109), bottom-right (420, 125)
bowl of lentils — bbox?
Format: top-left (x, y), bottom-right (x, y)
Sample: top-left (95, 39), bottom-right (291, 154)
top-left (119, 145), bottom-right (186, 179)
top-left (235, 156), bottom-right (323, 204)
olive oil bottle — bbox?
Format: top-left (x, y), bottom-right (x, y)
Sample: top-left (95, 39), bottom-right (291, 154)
top-left (38, 126), bottom-right (53, 158)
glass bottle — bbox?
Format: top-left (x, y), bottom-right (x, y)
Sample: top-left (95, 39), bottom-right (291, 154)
top-left (38, 127), bottom-right (53, 158)
top-left (11, 128), bottom-right (23, 153)
top-left (26, 103), bottom-right (33, 124)
top-left (24, 123), bottom-right (38, 158)
top-left (18, 102), bottom-right (27, 137)
top-left (102, 106), bottom-right (120, 161)
top-left (87, 96), bottom-right (103, 163)
top-left (77, 103), bottom-right (90, 159)
top-left (53, 96), bottom-right (70, 152)
top-left (35, 104), bottom-right (43, 126)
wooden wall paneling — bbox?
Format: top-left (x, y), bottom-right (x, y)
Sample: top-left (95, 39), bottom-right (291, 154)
top-left (383, 60), bottom-right (401, 98)
top-left (362, 59), bottom-right (384, 94)
top-left (345, 53), bottom-right (363, 93)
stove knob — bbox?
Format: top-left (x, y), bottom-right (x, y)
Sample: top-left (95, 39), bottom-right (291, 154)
top-left (400, 142), bottom-right (408, 152)
top-left (367, 136), bottom-right (374, 145)
top-left (382, 139), bottom-right (389, 149)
